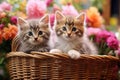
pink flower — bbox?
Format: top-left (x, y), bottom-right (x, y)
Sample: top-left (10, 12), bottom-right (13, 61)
top-left (107, 36), bottom-right (119, 50)
top-left (87, 27), bottom-right (101, 36)
top-left (10, 16), bottom-right (17, 25)
top-left (46, 0), bottom-right (53, 7)
top-left (0, 2), bottom-right (12, 11)
top-left (96, 30), bottom-right (111, 43)
top-left (50, 14), bottom-right (55, 27)
top-left (0, 8), bottom-right (3, 12)
top-left (53, 4), bottom-right (61, 13)
top-left (62, 4), bottom-right (79, 17)
top-left (26, 0), bottom-right (47, 19)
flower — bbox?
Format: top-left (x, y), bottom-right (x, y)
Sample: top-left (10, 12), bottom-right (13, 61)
top-left (0, 2), bottom-right (12, 11)
top-left (26, 0), bottom-right (47, 19)
top-left (86, 7), bottom-right (103, 28)
top-left (8, 24), bottom-right (18, 38)
top-left (96, 30), bottom-right (111, 43)
top-left (107, 36), bottom-right (119, 50)
top-left (46, 0), bottom-right (53, 7)
top-left (0, 12), bottom-right (6, 18)
top-left (2, 24), bottom-right (18, 40)
top-left (88, 28), bottom-right (119, 55)
top-left (62, 4), bottom-right (79, 17)
top-left (60, 0), bottom-right (72, 5)
top-left (19, 0), bottom-right (27, 11)
top-left (16, 11), bottom-right (27, 19)
top-left (53, 4), bottom-right (61, 12)
top-left (87, 27), bottom-right (101, 36)
top-left (0, 24), bottom-right (4, 29)
top-left (0, 11), bottom-right (18, 54)
top-left (10, 16), bottom-right (17, 25)
top-left (50, 14), bottom-right (55, 27)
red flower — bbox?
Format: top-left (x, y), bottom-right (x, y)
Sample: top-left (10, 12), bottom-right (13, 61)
top-left (10, 16), bottom-right (17, 25)
top-left (0, 24), bottom-right (4, 29)
top-left (46, 0), bottom-right (53, 7)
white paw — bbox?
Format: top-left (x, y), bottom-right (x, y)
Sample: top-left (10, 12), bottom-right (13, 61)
top-left (68, 50), bottom-right (80, 59)
top-left (49, 49), bottom-right (62, 53)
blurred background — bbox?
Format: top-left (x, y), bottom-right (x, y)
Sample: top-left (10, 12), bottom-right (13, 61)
top-left (0, 0), bottom-right (120, 80)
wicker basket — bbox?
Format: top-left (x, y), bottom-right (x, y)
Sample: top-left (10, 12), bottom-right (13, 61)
top-left (6, 36), bottom-right (120, 80)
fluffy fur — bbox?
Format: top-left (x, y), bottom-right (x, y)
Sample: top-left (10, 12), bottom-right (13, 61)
top-left (49, 11), bottom-right (98, 59)
top-left (17, 14), bottom-right (50, 53)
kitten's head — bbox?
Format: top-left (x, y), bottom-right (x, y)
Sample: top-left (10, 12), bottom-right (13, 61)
top-left (54, 11), bottom-right (86, 41)
top-left (17, 14), bottom-right (50, 45)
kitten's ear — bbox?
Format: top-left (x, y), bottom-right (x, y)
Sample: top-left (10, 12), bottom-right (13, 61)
top-left (55, 11), bottom-right (65, 20)
top-left (76, 12), bottom-right (86, 25)
top-left (17, 17), bottom-right (27, 26)
top-left (17, 17), bottom-right (28, 30)
top-left (40, 14), bottom-right (49, 23)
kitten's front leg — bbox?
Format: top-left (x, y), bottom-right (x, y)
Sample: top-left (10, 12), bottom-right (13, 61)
top-left (68, 50), bottom-right (80, 59)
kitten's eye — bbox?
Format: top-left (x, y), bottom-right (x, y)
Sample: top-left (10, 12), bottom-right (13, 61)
top-left (62, 26), bottom-right (67, 31)
top-left (72, 27), bottom-right (77, 31)
top-left (28, 31), bottom-right (33, 36)
top-left (38, 31), bottom-right (43, 35)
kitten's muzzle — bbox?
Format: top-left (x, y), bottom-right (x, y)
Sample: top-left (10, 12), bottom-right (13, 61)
top-left (67, 33), bottom-right (71, 38)
top-left (34, 38), bottom-right (38, 41)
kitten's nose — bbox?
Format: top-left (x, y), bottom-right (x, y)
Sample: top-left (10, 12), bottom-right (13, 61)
top-left (34, 38), bottom-right (38, 41)
top-left (67, 33), bottom-right (71, 37)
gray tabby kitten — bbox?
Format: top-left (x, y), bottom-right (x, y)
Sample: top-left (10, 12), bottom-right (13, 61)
top-left (17, 14), bottom-right (50, 53)
top-left (49, 11), bottom-right (98, 59)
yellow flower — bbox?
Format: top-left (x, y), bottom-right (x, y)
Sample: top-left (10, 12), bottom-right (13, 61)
top-left (19, 0), bottom-right (26, 11)
top-left (60, 0), bottom-right (72, 5)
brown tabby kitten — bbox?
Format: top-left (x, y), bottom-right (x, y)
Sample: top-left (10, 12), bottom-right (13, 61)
top-left (49, 11), bottom-right (98, 59)
top-left (17, 14), bottom-right (50, 53)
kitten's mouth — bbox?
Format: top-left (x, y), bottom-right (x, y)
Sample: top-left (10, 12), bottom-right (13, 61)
top-left (64, 36), bottom-right (74, 41)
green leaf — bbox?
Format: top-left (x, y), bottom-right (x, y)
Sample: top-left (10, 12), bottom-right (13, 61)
top-left (0, 57), bottom-right (4, 65)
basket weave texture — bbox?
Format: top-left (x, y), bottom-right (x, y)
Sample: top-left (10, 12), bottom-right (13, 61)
top-left (6, 36), bottom-right (120, 80)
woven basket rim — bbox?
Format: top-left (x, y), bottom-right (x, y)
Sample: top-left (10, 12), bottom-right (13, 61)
top-left (6, 52), bottom-right (120, 62)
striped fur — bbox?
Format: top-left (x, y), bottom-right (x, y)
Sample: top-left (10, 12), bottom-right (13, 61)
top-left (50, 11), bottom-right (98, 59)
top-left (17, 16), bottom-right (50, 53)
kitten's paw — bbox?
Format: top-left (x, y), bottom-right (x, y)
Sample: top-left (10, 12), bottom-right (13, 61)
top-left (49, 49), bottom-right (62, 53)
top-left (68, 50), bottom-right (80, 59)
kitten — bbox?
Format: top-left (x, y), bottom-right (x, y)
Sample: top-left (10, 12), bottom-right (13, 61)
top-left (17, 14), bottom-right (50, 53)
top-left (49, 11), bottom-right (98, 59)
